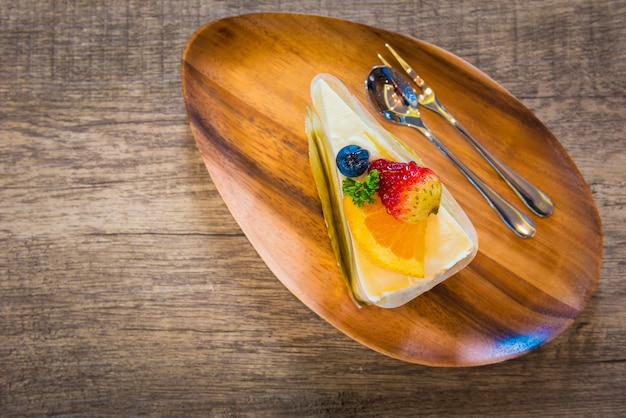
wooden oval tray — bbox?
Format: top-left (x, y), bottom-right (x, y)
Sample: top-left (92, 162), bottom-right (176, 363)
top-left (181, 13), bottom-right (602, 366)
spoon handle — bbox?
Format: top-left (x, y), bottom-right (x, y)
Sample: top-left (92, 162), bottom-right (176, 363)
top-left (406, 116), bottom-right (536, 238)
top-left (427, 99), bottom-right (554, 217)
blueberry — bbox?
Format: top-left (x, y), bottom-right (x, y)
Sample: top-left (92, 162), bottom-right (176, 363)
top-left (336, 145), bottom-right (370, 177)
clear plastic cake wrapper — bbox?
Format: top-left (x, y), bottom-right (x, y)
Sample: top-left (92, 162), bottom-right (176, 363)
top-left (306, 73), bottom-right (478, 309)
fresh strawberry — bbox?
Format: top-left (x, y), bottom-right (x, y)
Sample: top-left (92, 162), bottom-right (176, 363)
top-left (368, 159), bottom-right (442, 223)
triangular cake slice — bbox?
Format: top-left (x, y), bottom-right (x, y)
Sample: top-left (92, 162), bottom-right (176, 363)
top-left (306, 74), bottom-right (478, 308)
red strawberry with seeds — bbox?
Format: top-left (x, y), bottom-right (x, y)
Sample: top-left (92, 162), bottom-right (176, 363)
top-left (368, 159), bottom-right (442, 224)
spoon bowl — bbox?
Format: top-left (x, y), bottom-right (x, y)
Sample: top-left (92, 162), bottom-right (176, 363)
top-left (367, 65), bottom-right (420, 121)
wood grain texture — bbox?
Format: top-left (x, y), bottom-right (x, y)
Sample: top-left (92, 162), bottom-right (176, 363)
top-left (1, 0), bottom-right (625, 415)
top-left (182, 13), bottom-right (601, 366)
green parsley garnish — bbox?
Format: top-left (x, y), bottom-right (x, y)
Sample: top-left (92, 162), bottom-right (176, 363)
top-left (342, 169), bottom-right (379, 207)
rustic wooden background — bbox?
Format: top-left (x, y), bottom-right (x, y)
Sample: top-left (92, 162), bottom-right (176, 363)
top-left (1, 0), bottom-right (624, 416)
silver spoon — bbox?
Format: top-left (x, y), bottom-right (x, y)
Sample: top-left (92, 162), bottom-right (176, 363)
top-left (366, 65), bottom-right (536, 238)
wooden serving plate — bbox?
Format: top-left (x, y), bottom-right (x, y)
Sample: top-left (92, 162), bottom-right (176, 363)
top-left (181, 13), bottom-right (602, 366)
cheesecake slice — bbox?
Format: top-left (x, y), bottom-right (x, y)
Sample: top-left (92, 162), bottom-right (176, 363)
top-left (306, 73), bottom-right (478, 308)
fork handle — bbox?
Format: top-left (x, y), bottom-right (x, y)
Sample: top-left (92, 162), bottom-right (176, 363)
top-left (429, 100), bottom-right (554, 217)
top-left (405, 117), bottom-right (536, 238)
top-left (454, 121), bottom-right (554, 216)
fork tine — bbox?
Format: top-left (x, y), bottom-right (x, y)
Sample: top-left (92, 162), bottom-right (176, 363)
top-left (384, 43), bottom-right (427, 89)
top-left (377, 53), bottom-right (393, 67)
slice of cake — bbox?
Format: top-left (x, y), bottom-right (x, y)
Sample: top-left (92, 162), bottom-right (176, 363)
top-left (306, 73), bottom-right (478, 308)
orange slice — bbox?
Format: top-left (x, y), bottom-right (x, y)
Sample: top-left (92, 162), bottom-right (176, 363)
top-left (343, 196), bottom-right (427, 277)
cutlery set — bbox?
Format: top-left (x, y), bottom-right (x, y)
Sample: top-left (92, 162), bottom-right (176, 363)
top-left (367, 44), bottom-right (554, 238)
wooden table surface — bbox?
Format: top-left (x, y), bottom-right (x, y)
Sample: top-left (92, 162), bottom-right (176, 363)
top-left (1, 0), bottom-right (624, 416)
